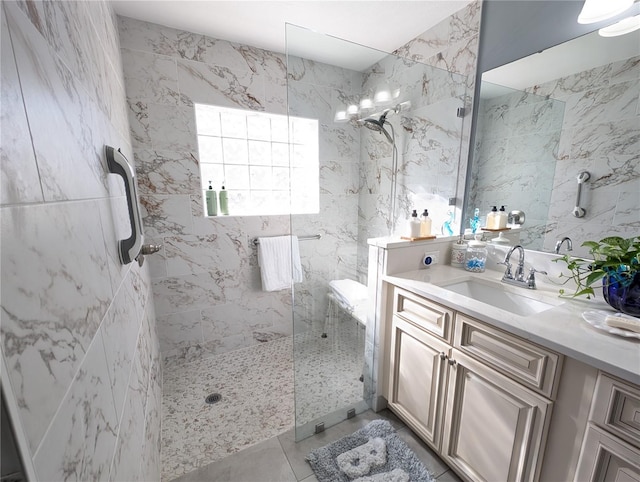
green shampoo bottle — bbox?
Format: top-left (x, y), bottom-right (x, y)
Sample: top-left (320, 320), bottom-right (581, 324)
top-left (206, 181), bottom-right (217, 216)
top-left (219, 184), bottom-right (229, 215)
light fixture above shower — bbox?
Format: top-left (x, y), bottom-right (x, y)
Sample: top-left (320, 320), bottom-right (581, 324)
top-left (334, 94), bottom-right (411, 124)
top-left (333, 82), bottom-right (408, 123)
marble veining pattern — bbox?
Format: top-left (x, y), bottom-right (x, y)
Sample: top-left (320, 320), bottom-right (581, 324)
top-left (0, 7), bottom-right (42, 206)
top-left (1, 0), bottom-right (161, 478)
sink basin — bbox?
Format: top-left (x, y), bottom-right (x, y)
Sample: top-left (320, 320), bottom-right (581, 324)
top-left (440, 278), bottom-right (561, 317)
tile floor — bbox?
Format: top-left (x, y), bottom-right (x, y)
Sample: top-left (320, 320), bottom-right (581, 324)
top-left (171, 408), bottom-right (461, 482)
top-left (162, 318), bottom-right (367, 481)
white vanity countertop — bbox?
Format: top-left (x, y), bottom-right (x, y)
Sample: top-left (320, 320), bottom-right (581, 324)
top-left (385, 265), bottom-right (640, 386)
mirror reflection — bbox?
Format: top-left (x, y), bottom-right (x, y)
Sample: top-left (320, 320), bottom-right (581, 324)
top-left (467, 28), bottom-right (639, 257)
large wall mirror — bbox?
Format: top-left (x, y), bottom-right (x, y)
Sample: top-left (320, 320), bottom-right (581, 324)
top-left (465, 0), bottom-right (640, 257)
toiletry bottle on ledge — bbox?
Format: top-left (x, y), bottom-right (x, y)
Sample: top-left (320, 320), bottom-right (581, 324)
top-left (420, 209), bottom-right (432, 237)
top-left (498, 205), bottom-right (508, 229)
top-left (206, 181), bottom-right (217, 216)
top-left (408, 210), bottom-right (421, 238)
top-left (219, 184), bottom-right (229, 215)
top-left (486, 205), bottom-right (498, 229)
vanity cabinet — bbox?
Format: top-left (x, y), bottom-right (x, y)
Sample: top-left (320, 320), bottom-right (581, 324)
top-left (441, 349), bottom-right (552, 482)
top-left (386, 286), bottom-right (559, 482)
top-left (575, 373), bottom-right (640, 482)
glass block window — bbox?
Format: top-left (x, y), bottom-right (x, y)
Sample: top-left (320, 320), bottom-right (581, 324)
top-left (195, 104), bottom-right (319, 216)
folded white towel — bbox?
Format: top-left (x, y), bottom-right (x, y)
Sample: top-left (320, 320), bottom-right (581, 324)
top-left (329, 279), bottom-right (368, 311)
top-left (257, 235), bottom-right (303, 292)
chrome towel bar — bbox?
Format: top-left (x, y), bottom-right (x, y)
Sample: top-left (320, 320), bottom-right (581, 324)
top-left (252, 234), bottom-right (321, 246)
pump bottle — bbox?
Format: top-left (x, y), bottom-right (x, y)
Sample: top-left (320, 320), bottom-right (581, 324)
top-left (497, 205), bottom-right (508, 229)
top-left (408, 210), bottom-right (421, 238)
top-left (219, 184), bottom-right (229, 215)
top-left (420, 209), bottom-right (432, 237)
top-left (206, 181), bottom-right (217, 216)
top-left (486, 205), bottom-right (499, 229)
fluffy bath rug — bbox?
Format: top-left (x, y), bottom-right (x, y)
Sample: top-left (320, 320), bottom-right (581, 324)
top-left (306, 419), bottom-right (435, 482)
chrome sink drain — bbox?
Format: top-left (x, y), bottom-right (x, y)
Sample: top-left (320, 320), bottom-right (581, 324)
top-left (205, 393), bottom-right (221, 405)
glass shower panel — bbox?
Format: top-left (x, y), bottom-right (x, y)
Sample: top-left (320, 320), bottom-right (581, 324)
top-left (286, 24), bottom-right (467, 441)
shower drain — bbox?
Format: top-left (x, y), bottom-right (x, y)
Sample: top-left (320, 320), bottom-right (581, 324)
top-left (205, 393), bottom-right (222, 405)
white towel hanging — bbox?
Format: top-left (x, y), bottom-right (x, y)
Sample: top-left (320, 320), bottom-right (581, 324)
top-left (257, 235), bottom-right (303, 292)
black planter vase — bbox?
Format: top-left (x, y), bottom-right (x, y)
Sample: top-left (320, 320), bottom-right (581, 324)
top-left (603, 271), bottom-right (640, 317)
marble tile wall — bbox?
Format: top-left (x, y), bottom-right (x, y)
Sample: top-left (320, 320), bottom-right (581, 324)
top-left (0, 2), bottom-right (160, 480)
top-left (470, 55), bottom-right (640, 256)
top-left (393, 0), bottom-right (483, 212)
top-left (119, 16), bottom-right (360, 360)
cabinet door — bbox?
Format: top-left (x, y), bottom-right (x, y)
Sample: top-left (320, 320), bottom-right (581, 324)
top-left (575, 424), bottom-right (640, 482)
top-left (442, 349), bottom-right (552, 482)
top-left (388, 315), bottom-right (449, 449)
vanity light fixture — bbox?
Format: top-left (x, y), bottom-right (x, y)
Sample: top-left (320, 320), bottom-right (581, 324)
top-left (359, 98), bottom-right (374, 111)
top-left (577, 0), bottom-right (634, 24)
top-left (599, 14), bottom-right (640, 36)
top-left (334, 107), bottom-right (348, 123)
top-left (374, 83), bottom-right (392, 105)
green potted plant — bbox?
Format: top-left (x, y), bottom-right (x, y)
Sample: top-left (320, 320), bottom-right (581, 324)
top-left (553, 235), bottom-right (640, 316)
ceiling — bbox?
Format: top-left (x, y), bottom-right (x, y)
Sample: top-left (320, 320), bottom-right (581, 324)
top-left (112, 0), bottom-right (471, 69)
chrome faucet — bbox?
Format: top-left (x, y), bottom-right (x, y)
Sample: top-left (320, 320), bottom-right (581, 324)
top-left (554, 237), bottom-right (573, 254)
top-left (500, 245), bottom-right (546, 289)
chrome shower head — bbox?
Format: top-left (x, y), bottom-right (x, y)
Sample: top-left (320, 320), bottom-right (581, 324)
top-left (363, 114), bottom-right (394, 144)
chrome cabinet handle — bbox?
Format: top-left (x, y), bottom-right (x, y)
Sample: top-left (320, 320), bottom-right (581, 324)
top-left (106, 146), bottom-right (144, 265)
top-left (439, 352), bottom-right (447, 360)
top-left (448, 358), bottom-right (457, 367)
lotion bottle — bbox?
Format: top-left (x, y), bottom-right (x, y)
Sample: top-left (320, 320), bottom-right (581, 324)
top-left (219, 184), bottom-right (229, 215)
top-left (486, 205), bottom-right (498, 229)
top-left (420, 209), bottom-right (432, 237)
top-left (408, 210), bottom-right (421, 238)
top-left (497, 205), bottom-right (508, 229)
top-left (206, 181), bottom-right (217, 216)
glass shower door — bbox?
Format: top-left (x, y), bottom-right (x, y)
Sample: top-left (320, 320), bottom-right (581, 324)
top-left (285, 24), bottom-right (468, 441)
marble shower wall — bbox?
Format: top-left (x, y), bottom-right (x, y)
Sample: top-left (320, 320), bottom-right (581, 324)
top-left (118, 16), bottom-right (366, 359)
top-left (357, 0), bottom-right (482, 278)
top-left (0, 2), bottom-right (161, 481)
top-left (469, 89), bottom-right (565, 250)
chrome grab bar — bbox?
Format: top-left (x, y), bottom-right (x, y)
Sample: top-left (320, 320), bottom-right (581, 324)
top-left (252, 234), bottom-right (321, 246)
top-left (573, 171), bottom-right (590, 218)
top-left (106, 146), bottom-right (144, 265)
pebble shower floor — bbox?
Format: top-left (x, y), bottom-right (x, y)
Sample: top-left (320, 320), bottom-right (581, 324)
top-left (161, 319), bottom-right (365, 481)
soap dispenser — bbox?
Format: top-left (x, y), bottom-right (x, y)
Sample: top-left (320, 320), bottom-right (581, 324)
top-left (420, 209), bottom-right (432, 237)
top-left (486, 205), bottom-right (499, 229)
top-left (408, 210), bottom-right (421, 238)
top-left (219, 183), bottom-right (229, 215)
top-left (206, 181), bottom-right (217, 216)
top-left (497, 205), bottom-right (508, 229)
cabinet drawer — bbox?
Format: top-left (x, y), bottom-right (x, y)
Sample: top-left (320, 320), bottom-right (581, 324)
top-left (454, 314), bottom-right (562, 399)
top-left (591, 373), bottom-right (640, 449)
top-left (575, 424), bottom-right (640, 482)
top-left (393, 287), bottom-right (453, 342)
